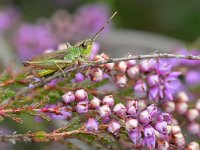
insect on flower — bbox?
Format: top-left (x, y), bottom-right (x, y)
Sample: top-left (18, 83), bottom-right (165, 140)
top-left (23, 12), bottom-right (117, 77)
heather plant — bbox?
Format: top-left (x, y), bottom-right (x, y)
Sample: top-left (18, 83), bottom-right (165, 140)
top-left (0, 45), bottom-right (200, 149)
top-left (1, 4), bottom-right (200, 150)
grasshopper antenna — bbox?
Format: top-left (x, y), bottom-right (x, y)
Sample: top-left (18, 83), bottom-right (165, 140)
top-left (91, 11), bottom-right (117, 41)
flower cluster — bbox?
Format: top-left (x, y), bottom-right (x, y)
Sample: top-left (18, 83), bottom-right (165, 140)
top-left (163, 91), bottom-right (200, 137)
top-left (60, 89), bottom-right (186, 149)
top-left (72, 53), bottom-right (181, 101)
top-left (172, 48), bottom-right (200, 87)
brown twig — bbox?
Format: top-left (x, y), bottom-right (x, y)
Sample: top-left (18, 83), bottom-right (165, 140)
top-left (0, 125), bottom-right (108, 143)
top-left (6, 53), bottom-right (200, 102)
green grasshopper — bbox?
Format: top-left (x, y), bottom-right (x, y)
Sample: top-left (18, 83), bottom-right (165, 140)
top-left (23, 12), bottom-right (117, 77)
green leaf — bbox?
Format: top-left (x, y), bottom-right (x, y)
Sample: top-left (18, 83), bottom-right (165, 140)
top-left (0, 70), bottom-right (10, 82)
top-left (15, 72), bottom-right (29, 81)
top-left (0, 88), bottom-right (16, 101)
top-left (33, 131), bottom-right (49, 142)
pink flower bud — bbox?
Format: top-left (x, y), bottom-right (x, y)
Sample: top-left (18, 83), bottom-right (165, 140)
top-left (104, 63), bottom-right (114, 70)
top-left (75, 89), bottom-right (88, 101)
top-left (137, 99), bottom-right (147, 111)
top-left (195, 99), bottom-right (200, 111)
top-left (173, 133), bottom-right (185, 149)
top-left (186, 109), bottom-right (199, 121)
top-left (62, 91), bottom-right (75, 104)
top-left (187, 122), bottom-right (200, 135)
top-left (126, 100), bottom-right (137, 116)
top-left (156, 141), bottom-right (169, 150)
top-left (107, 121), bottom-right (121, 135)
top-left (98, 105), bottom-right (111, 118)
top-left (148, 74), bottom-right (159, 87)
top-left (90, 96), bottom-right (101, 109)
top-left (176, 91), bottom-right (189, 103)
top-left (126, 100), bottom-right (137, 108)
top-left (127, 66), bottom-right (139, 79)
top-left (116, 61), bottom-right (127, 73)
top-left (163, 101), bottom-right (175, 113)
top-left (89, 68), bottom-right (103, 82)
top-left (186, 141), bottom-right (200, 150)
top-left (102, 95), bottom-right (114, 107)
top-left (125, 118), bottom-right (138, 132)
top-left (127, 105), bottom-right (137, 116)
top-left (139, 110), bottom-right (151, 124)
top-left (113, 103), bottom-right (127, 117)
top-left (171, 125), bottom-right (181, 135)
top-left (76, 101), bottom-right (88, 114)
top-left (126, 60), bottom-right (136, 67)
top-left (85, 118), bottom-right (98, 131)
top-left (115, 74), bottom-right (127, 87)
top-left (139, 59), bottom-right (156, 72)
top-left (176, 102), bottom-right (188, 115)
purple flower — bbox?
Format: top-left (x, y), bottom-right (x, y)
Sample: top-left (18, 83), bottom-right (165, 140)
top-left (185, 70), bottom-right (200, 86)
top-left (74, 4), bottom-right (110, 36)
top-left (113, 103), bottom-right (127, 117)
top-left (144, 135), bottom-right (156, 149)
top-left (157, 113), bottom-right (171, 124)
top-left (14, 23), bottom-right (58, 60)
top-left (155, 121), bottom-right (168, 135)
top-left (102, 95), bottom-right (114, 107)
top-left (85, 118), bottom-right (98, 131)
top-left (134, 80), bottom-right (147, 97)
top-left (139, 110), bottom-right (151, 125)
top-left (144, 125), bottom-right (155, 137)
top-left (76, 101), bottom-right (89, 114)
top-left (156, 60), bottom-right (172, 75)
top-left (98, 105), bottom-right (111, 118)
top-left (51, 110), bottom-right (72, 120)
top-left (90, 43), bottom-right (100, 60)
top-left (0, 7), bottom-right (20, 32)
top-left (107, 120), bottom-right (121, 135)
top-left (148, 74), bottom-right (159, 87)
top-left (144, 125), bottom-right (156, 148)
top-left (75, 89), bottom-right (88, 101)
top-left (62, 91), bottom-right (75, 104)
top-left (148, 86), bottom-right (160, 101)
top-left (139, 59), bottom-right (156, 72)
top-left (73, 72), bottom-right (85, 83)
top-left (128, 128), bottom-right (142, 144)
top-left (146, 104), bottom-right (158, 117)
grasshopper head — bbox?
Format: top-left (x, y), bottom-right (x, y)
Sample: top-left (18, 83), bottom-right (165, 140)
top-left (79, 39), bottom-right (93, 60)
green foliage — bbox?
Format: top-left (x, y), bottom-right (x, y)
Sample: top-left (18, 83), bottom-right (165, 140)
top-left (0, 88), bottom-right (16, 101)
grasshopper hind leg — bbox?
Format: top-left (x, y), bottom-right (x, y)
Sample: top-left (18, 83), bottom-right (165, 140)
top-left (53, 62), bottom-right (66, 78)
top-left (32, 69), bottom-right (56, 77)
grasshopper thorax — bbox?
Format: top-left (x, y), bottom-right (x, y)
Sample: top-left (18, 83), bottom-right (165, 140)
top-left (78, 39), bottom-right (93, 60)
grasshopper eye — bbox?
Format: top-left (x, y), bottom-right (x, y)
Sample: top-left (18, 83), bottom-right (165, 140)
top-left (81, 42), bottom-right (87, 49)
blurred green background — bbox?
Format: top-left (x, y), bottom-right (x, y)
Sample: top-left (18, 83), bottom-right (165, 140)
top-left (2, 0), bottom-right (200, 42)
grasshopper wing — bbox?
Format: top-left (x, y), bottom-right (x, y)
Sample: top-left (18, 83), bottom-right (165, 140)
top-left (31, 48), bottom-right (70, 61)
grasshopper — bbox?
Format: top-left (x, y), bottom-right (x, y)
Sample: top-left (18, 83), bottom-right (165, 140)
top-left (23, 12), bottom-right (117, 77)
